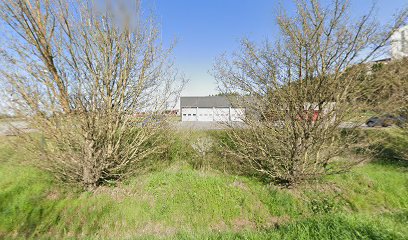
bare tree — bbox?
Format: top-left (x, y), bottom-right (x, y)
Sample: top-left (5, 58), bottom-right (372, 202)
top-left (214, 0), bottom-right (407, 186)
top-left (0, 0), bottom-right (185, 190)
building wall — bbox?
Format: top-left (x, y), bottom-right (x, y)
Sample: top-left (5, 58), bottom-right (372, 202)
top-left (181, 107), bottom-right (245, 122)
top-left (391, 25), bottom-right (408, 59)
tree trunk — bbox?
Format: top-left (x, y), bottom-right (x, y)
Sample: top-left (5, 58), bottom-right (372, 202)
top-left (83, 138), bottom-right (99, 190)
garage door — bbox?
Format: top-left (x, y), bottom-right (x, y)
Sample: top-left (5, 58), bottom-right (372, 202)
top-left (214, 108), bottom-right (230, 122)
top-left (181, 108), bottom-right (197, 121)
top-left (197, 108), bottom-right (214, 121)
top-left (230, 108), bottom-right (245, 122)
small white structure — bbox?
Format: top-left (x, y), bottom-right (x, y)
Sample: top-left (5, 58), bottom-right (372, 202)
top-left (180, 96), bottom-right (245, 122)
top-left (391, 25), bottom-right (408, 59)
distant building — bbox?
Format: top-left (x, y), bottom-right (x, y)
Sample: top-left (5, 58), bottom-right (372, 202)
top-left (391, 25), bottom-right (408, 59)
top-left (180, 96), bottom-right (244, 122)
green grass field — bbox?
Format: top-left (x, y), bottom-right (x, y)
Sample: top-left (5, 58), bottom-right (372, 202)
top-left (0, 129), bottom-right (407, 239)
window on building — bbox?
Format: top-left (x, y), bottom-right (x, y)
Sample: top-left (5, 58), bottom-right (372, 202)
top-left (183, 114), bottom-right (186, 116)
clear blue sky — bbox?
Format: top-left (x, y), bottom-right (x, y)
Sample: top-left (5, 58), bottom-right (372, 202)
top-left (143, 0), bottom-right (408, 96)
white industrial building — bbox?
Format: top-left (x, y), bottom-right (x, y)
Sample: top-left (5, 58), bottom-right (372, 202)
top-left (391, 25), bottom-right (408, 59)
top-left (180, 96), bottom-right (244, 122)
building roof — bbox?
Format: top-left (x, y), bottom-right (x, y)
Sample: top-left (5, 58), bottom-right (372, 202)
top-left (372, 58), bottom-right (392, 63)
top-left (180, 96), bottom-right (232, 108)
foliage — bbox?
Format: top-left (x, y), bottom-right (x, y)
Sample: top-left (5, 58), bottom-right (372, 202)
top-left (1, 129), bottom-right (408, 239)
top-left (361, 58), bottom-right (408, 162)
top-left (360, 58), bottom-right (408, 115)
top-left (190, 136), bottom-right (214, 169)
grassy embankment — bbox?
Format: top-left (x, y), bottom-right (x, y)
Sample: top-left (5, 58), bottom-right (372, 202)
top-left (0, 129), bottom-right (407, 239)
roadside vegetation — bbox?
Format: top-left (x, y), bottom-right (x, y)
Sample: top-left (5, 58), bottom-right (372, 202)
top-left (0, 0), bottom-right (407, 239)
top-left (212, 0), bottom-right (407, 187)
top-left (0, 0), bottom-right (185, 190)
top-left (1, 128), bottom-right (407, 239)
